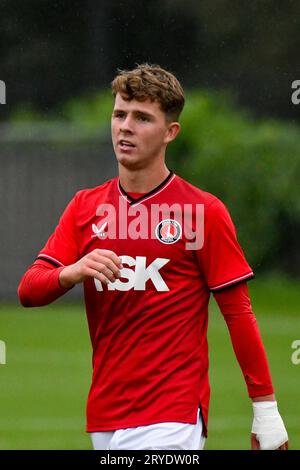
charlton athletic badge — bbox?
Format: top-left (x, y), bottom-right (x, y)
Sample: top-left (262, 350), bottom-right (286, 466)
top-left (156, 219), bottom-right (182, 244)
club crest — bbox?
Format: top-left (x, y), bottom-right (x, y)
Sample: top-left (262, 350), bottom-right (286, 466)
top-left (155, 219), bottom-right (182, 244)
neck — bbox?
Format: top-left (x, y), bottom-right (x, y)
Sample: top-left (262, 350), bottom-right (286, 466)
top-left (118, 163), bottom-right (171, 193)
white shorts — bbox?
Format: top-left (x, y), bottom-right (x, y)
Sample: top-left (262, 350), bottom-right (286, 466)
top-left (90, 409), bottom-right (206, 450)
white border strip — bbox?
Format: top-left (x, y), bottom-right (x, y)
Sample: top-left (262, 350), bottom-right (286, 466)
top-left (211, 272), bottom-right (254, 291)
top-left (38, 253), bottom-right (65, 267)
top-left (117, 180), bottom-right (131, 203)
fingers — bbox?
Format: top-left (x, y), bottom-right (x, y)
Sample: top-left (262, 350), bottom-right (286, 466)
top-left (89, 268), bottom-right (114, 285)
top-left (94, 249), bottom-right (123, 269)
top-left (91, 250), bottom-right (122, 271)
top-left (251, 433), bottom-right (260, 450)
top-left (84, 262), bottom-right (119, 284)
top-left (76, 249), bottom-right (123, 284)
top-left (276, 441), bottom-right (289, 450)
top-left (87, 250), bottom-right (123, 284)
top-left (285, 441), bottom-right (289, 450)
top-left (94, 263), bottom-right (119, 283)
top-left (251, 433), bottom-right (289, 451)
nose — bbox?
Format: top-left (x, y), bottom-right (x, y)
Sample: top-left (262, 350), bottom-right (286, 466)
top-left (120, 114), bottom-right (134, 134)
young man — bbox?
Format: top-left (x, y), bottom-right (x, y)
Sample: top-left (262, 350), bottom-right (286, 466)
top-left (18, 64), bottom-right (288, 451)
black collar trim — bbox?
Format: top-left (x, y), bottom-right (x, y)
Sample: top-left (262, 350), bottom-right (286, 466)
top-left (118, 170), bottom-right (174, 205)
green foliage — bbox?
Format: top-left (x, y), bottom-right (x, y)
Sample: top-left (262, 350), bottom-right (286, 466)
top-left (167, 91), bottom-right (300, 273)
top-left (9, 104), bottom-right (46, 123)
top-left (60, 91), bottom-right (112, 133)
top-left (9, 91), bottom-right (113, 130)
top-left (7, 92), bottom-right (113, 143)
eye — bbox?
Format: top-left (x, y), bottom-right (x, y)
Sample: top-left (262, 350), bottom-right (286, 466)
top-left (113, 112), bottom-right (125, 119)
top-left (137, 115), bottom-right (150, 122)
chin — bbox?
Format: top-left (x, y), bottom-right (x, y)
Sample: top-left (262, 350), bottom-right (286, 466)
top-left (117, 155), bottom-right (147, 170)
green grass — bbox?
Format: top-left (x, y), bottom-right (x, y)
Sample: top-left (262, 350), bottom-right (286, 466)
top-left (0, 302), bottom-right (92, 450)
top-left (0, 275), bottom-right (299, 449)
top-left (206, 275), bottom-right (300, 450)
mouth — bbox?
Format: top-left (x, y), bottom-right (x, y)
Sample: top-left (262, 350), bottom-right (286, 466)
top-left (118, 139), bottom-right (136, 151)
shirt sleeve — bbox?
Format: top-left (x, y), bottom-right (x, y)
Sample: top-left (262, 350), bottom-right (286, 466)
top-left (196, 198), bottom-right (254, 292)
top-left (214, 283), bottom-right (274, 397)
top-left (36, 193), bottom-right (80, 268)
top-left (18, 259), bottom-right (72, 307)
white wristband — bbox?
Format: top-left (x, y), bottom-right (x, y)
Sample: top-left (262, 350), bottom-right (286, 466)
top-left (252, 401), bottom-right (288, 450)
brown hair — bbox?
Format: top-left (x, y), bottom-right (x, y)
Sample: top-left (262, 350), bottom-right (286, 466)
top-left (111, 63), bottom-right (185, 122)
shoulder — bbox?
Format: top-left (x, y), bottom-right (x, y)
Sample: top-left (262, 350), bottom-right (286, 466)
top-left (174, 175), bottom-right (233, 227)
top-left (174, 175), bottom-right (225, 209)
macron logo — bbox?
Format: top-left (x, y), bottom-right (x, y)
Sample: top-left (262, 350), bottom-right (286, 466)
top-left (91, 222), bottom-right (108, 239)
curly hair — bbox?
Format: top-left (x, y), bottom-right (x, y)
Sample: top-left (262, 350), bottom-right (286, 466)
top-left (111, 63), bottom-right (185, 122)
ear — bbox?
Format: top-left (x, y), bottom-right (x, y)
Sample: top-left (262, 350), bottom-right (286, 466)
top-left (164, 122), bottom-right (181, 145)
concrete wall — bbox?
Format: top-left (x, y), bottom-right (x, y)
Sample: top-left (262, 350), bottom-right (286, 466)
top-left (0, 130), bottom-right (117, 300)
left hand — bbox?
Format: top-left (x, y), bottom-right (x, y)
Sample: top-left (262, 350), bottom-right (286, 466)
top-left (251, 401), bottom-right (289, 450)
top-left (251, 432), bottom-right (288, 450)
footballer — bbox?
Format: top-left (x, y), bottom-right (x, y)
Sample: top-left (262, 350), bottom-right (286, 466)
top-left (18, 64), bottom-right (288, 450)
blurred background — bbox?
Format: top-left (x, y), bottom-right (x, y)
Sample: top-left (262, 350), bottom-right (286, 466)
top-left (0, 0), bottom-right (299, 450)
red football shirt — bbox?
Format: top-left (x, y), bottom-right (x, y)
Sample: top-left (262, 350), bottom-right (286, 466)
top-left (36, 172), bottom-right (254, 435)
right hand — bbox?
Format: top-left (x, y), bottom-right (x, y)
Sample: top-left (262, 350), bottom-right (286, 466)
top-left (59, 249), bottom-right (123, 288)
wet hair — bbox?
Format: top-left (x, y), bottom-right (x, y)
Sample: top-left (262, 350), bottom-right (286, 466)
top-left (111, 63), bottom-right (185, 122)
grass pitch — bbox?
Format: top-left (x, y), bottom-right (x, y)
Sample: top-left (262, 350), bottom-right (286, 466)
top-left (0, 275), bottom-right (299, 449)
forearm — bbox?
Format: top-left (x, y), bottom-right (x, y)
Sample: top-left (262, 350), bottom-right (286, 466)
top-left (214, 283), bottom-right (274, 398)
top-left (224, 312), bottom-right (274, 397)
top-left (18, 249), bottom-right (122, 307)
top-left (214, 283), bottom-right (288, 449)
top-left (18, 260), bottom-right (73, 307)
top-left (252, 393), bottom-right (275, 402)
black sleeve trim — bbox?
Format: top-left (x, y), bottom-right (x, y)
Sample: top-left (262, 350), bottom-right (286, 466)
top-left (35, 256), bottom-right (62, 268)
top-left (211, 274), bottom-right (255, 293)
